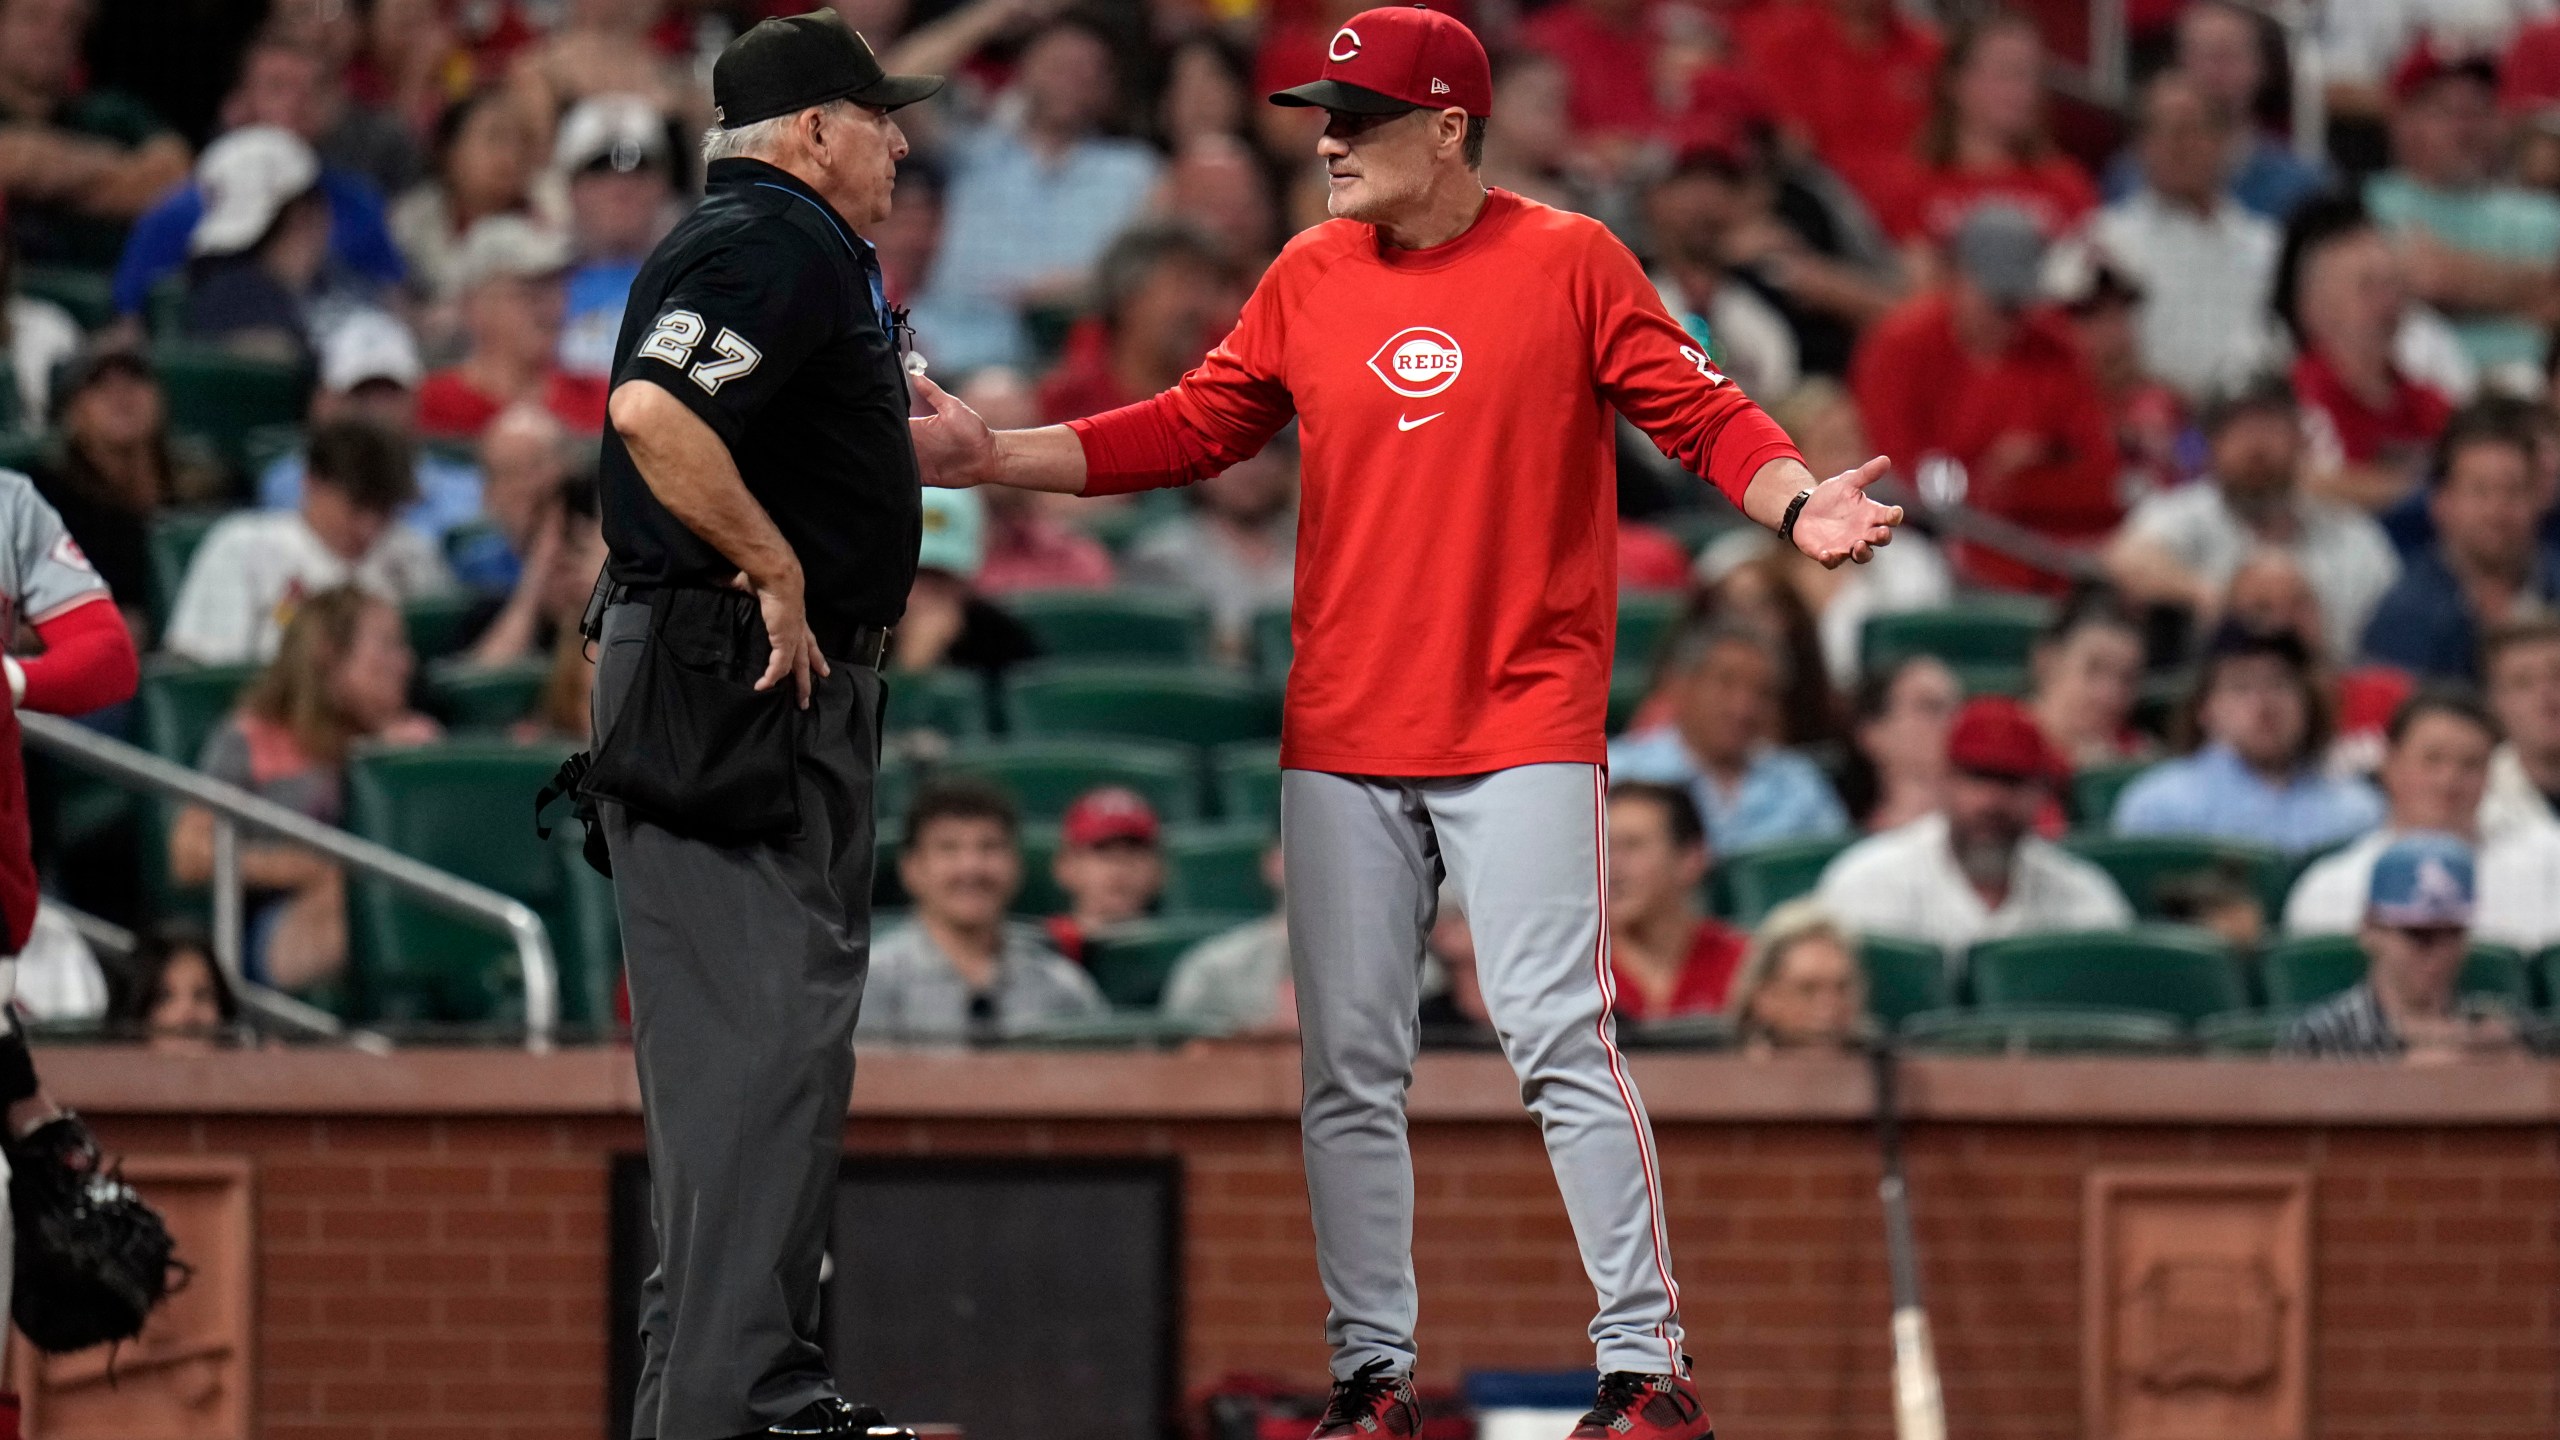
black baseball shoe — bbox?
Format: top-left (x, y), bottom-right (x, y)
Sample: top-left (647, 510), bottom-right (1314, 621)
top-left (1567, 1369), bottom-right (1713, 1439)
top-left (1308, 1357), bottom-right (1422, 1437)
top-left (747, 1397), bottom-right (898, 1437)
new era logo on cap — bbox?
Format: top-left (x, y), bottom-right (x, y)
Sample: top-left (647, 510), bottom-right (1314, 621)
top-left (1270, 4), bottom-right (1493, 117)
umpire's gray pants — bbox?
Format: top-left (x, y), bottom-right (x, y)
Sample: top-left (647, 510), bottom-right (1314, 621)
top-left (1283, 764), bottom-right (1687, 1380)
top-left (595, 601), bottom-right (882, 1440)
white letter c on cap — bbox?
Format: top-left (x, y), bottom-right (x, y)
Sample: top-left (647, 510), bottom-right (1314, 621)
top-left (1329, 26), bottom-right (1362, 61)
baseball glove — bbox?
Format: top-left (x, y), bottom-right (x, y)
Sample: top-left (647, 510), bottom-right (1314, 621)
top-left (8, 1112), bottom-right (184, 1353)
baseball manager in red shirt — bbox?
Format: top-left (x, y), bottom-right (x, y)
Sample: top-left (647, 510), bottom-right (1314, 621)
top-left (911, 9), bottom-right (1900, 1437)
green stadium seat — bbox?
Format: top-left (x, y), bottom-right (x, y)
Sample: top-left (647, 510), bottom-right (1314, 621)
top-left (1650, 506), bottom-right (1747, 556)
top-left (1251, 606), bottom-right (1293, 680)
top-left (939, 738), bottom-right (1204, 822)
top-left (424, 658), bottom-right (549, 732)
top-left (1211, 741), bottom-right (1281, 823)
top-left (1615, 592), bottom-right (1682, 671)
top-left (2059, 832), bottom-right (2291, 921)
top-left (0, 433), bottom-right (40, 473)
top-left (146, 272), bottom-right (188, 339)
top-left (1009, 589), bottom-right (1213, 664)
top-left (1947, 662), bottom-right (2031, 698)
top-left (1008, 663), bottom-right (1280, 748)
top-left (134, 658), bottom-right (259, 914)
top-left (342, 740), bottom-right (579, 1026)
top-left (2071, 761), bottom-right (2151, 828)
top-left (1860, 601), bottom-right (2050, 673)
top-left (1082, 913), bottom-right (1258, 1008)
top-left (2260, 934), bottom-right (2532, 1010)
top-left (403, 593), bottom-right (482, 663)
top-left (872, 832), bottom-right (908, 910)
top-left (147, 509), bottom-right (228, 625)
top-left (154, 346), bottom-right (311, 474)
top-left (1015, 825), bottom-right (1068, 914)
top-left (1965, 927), bottom-right (2247, 1023)
top-left (17, 265), bottom-right (116, 329)
top-left (2196, 1009), bottom-right (2292, 1055)
top-left (1716, 835), bottom-right (1852, 925)
top-left (1607, 670), bottom-right (1652, 736)
top-left (883, 666), bottom-right (990, 743)
top-left (138, 657), bottom-right (258, 763)
top-left (1859, 935), bottom-right (1953, 1026)
top-left (1164, 823), bottom-right (1275, 913)
top-left (1900, 1006), bottom-right (2186, 1055)
top-left (2539, 946), bottom-right (2560, 1010)
top-left (241, 422), bottom-right (304, 481)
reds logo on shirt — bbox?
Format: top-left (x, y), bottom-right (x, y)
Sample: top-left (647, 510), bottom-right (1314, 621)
top-left (1367, 327), bottom-right (1464, 399)
top-left (47, 534), bottom-right (92, 573)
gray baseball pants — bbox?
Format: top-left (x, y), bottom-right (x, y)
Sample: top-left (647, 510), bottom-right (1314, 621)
top-left (595, 600), bottom-right (882, 1440)
top-left (1281, 763), bottom-right (1687, 1381)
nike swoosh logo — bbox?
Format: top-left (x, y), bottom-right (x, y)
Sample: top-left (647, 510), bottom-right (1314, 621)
top-left (1397, 412), bottom-right (1444, 431)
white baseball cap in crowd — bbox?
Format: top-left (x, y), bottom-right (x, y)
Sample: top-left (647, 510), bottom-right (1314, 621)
top-left (451, 215), bottom-right (575, 290)
top-left (555, 94), bottom-right (670, 176)
top-left (189, 126), bottom-right (323, 258)
top-left (320, 309), bottom-right (426, 393)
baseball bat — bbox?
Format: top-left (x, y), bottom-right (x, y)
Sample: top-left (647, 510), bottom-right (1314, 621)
top-left (1870, 1040), bottom-right (1947, 1440)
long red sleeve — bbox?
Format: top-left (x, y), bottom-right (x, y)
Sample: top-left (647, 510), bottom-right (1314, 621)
top-left (19, 596), bottom-right (139, 715)
top-left (1069, 263), bottom-right (1301, 496)
top-left (1573, 221), bottom-right (1803, 502)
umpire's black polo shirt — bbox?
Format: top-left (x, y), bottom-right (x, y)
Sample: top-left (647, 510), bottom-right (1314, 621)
top-left (598, 157), bottom-right (919, 654)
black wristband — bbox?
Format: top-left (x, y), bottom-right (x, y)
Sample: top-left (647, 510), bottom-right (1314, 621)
top-left (1777, 487), bottom-right (1815, 544)
top-left (0, 1022), bottom-right (37, 1108)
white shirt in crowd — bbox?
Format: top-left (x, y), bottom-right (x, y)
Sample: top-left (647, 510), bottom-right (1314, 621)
top-left (2116, 480), bottom-right (2400, 660)
top-left (1696, 527), bottom-right (1956, 690)
top-left (2094, 190), bottom-right (2280, 400)
top-left (1815, 812), bottom-right (2137, 966)
top-left (1652, 273), bottom-right (1801, 404)
top-left (162, 508), bottom-right (455, 664)
top-left (2478, 745), bottom-right (2560, 843)
top-left (2283, 822), bottom-right (2560, 949)
top-left (7, 296), bottom-right (81, 429)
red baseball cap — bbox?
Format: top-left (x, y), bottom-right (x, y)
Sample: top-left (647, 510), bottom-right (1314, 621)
top-left (2391, 42), bottom-right (2498, 103)
top-left (1061, 787), bottom-right (1161, 848)
top-left (1946, 697), bottom-right (2064, 786)
top-left (1271, 5), bottom-right (1493, 117)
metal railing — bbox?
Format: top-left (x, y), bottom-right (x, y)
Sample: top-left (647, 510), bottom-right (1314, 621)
top-left (22, 713), bottom-right (558, 1049)
top-left (49, 898), bottom-right (394, 1053)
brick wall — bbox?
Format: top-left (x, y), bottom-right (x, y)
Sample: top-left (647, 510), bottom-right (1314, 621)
top-left (78, 1100), bottom-right (2560, 1440)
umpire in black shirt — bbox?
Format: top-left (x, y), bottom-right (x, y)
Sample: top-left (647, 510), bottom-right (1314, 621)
top-left (590, 13), bottom-right (938, 1439)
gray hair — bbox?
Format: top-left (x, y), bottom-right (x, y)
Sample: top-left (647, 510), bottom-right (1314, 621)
top-left (700, 100), bottom-right (854, 164)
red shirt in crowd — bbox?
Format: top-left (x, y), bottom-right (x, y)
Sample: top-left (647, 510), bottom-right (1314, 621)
top-left (1849, 292), bottom-right (2119, 588)
top-left (2290, 349), bottom-right (2454, 470)
top-left (416, 368), bottom-right (610, 441)
top-left (1520, 1), bottom-right (1669, 140)
top-left (2504, 16), bottom-right (2560, 112)
top-left (1037, 320), bottom-right (1147, 423)
top-left (1733, 0), bottom-right (1941, 214)
top-left (1619, 521), bottom-right (1693, 592)
top-left (1872, 155), bottom-right (2101, 244)
top-left (1068, 189), bottom-right (1803, 775)
top-left (1610, 918), bottom-right (1749, 1020)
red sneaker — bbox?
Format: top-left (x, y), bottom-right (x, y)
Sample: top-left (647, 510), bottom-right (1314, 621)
top-left (1309, 1358), bottom-right (1421, 1438)
top-left (1568, 1370), bottom-right (1713, 1439)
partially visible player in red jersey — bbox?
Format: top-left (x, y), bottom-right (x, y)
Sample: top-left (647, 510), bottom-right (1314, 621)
top-left (0, 462), bottom-right (141, 1438)
top-left (909, 10), bottom-right (1898, 1438)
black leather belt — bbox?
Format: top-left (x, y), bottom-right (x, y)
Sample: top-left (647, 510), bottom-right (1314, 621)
top-left (597, 582), bottom-right (890, 671)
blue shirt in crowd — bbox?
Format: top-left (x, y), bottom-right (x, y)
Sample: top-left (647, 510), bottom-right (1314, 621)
top-left (1607, 727), bottom-right (1850, 853)
top-left (257, 450), bottom-right (513, 592)
top-left (112, 167), bottom-right (405, 316)
top-left (907, 120), bottom-right (1161, 373)
top-left (2111, 742), bottom-right (2383, 857)
top-left (2360, 542), bottom-right (2560, 684)
top-left (559, 258), bottom-right (642, 378)
top-left (2101, 131), bottom-right (2328, 222)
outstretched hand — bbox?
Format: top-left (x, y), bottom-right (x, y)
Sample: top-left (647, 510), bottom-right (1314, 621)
top-left (1790, 455), bottom-right (1902, 568)
top-left (907, 373), bottom-right (997, 488)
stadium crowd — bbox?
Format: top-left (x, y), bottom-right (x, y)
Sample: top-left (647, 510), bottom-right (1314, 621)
top-left (5, 0), bottom-right (2560, 1063)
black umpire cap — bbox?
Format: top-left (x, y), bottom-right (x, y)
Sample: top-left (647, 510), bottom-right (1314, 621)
top-left (712, 10), bottom-right (943, 128)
